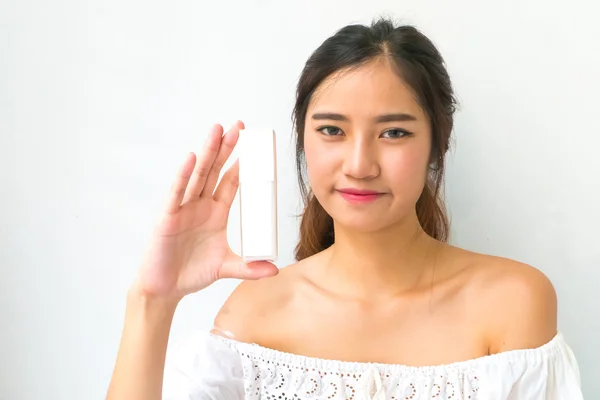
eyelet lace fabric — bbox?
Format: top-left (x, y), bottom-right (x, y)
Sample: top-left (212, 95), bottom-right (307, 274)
top-left (162, 331), bottom-right (584, 400)
top-left (235, 341), bottom-right (481, 400)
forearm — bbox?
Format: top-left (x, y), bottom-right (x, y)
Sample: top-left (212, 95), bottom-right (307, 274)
top-left (106, 288), bottom-right (179, 400)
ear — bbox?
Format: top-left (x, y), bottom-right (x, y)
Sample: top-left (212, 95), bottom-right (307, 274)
top-left (428, 147), bottom-right (443, 172)
top-left (428, 158), bottom-right (440, 172)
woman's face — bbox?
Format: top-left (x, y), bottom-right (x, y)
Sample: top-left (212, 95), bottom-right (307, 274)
top-left (304, 58), bottom-right (432, 233)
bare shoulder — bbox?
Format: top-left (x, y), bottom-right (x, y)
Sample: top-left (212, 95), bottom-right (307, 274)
top-left (455, 248), bottom-right (558, 353)
top-left (212, 261), bottom-right (303, 343)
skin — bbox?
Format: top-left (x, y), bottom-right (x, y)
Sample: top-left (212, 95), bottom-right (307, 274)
top-left (214, 57), bottom-right (558, 365)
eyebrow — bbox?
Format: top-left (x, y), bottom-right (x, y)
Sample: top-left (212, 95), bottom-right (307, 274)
top-left (311, 112), bottom-right (417, 123)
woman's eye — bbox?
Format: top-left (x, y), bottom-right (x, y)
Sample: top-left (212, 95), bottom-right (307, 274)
top-left (381, 129), bottom-right (410, 139)
top-left (318, 126), bottom-right (343, 136)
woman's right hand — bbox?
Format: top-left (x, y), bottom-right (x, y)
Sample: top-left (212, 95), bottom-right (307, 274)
top-left (132, 121), bottom-right (279, 301)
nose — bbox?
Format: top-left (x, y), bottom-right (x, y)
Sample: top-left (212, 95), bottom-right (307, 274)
top-left (341, 137), bottom-right (380, 180)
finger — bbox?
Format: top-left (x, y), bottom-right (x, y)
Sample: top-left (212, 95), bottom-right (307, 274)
top-left (201, 120), bottom-right (244, 198)
top-left (212, 159), bottom-right (239, 207)
top-left (182, 125), bottom-right (224, 203)
top-left (218, 260), bottom-right (279, 280)
top-left (164, 152), bottom-right (196, 214)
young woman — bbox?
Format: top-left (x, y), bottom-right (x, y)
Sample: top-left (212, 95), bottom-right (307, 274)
top-left (106, 18), bottom-right (583, 400)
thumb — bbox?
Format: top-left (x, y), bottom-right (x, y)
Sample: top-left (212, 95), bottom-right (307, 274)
top-left (218, 256), bottom-right (279, 281)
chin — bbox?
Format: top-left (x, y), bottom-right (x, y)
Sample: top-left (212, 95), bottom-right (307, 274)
top-left (324, 199), bottom-right (419, 236)
top-left (329, 210), bottom-right (396, 234)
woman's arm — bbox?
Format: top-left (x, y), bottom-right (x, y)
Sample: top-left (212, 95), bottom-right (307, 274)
top-left (106, 288), bottom-right (178, 400)
top-left (104, 121), bottom-right (277, 400)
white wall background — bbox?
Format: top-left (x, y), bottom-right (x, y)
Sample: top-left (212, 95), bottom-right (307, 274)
top-left (1, 0), bottom-right (599, 399)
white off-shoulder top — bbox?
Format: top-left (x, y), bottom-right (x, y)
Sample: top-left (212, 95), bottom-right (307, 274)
top-left (162, 331), bottom-right (583, 400)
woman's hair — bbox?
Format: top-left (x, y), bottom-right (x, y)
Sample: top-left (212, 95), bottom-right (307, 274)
top-left (293, 17), bottom-right (457, 261)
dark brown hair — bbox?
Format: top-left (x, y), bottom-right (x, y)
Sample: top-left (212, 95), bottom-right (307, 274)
top-left (293, 17), bottom-right (457, 261)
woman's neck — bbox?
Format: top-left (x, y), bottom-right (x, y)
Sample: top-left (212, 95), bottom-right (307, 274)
top-left (318, 216), bottom-right (443, 301)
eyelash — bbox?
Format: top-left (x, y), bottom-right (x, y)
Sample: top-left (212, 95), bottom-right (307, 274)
top-left (316, 125), bottom-right (413, 139)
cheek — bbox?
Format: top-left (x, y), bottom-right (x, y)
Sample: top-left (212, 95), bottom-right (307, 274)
top-left (383, 145), bottom-right (430, 196)
top-left (303, 134), bottom-right (337, 189)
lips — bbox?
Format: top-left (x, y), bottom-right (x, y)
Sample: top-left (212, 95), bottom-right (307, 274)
top-left (337, 188), bottom-right (382, 195)
top-left (336, 188), bottom-right (383, 204)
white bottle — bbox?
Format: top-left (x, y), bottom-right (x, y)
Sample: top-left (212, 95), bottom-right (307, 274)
top-left (237, 128), bottom-right (278, 262)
